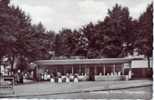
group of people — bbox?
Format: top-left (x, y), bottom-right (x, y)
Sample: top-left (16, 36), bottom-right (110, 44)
top-left (40, 72), bottom-right (85, 83)
top-left (14, 70), bottom-right (24, 84)
top-left (14, 69), bottom-right (35, 84)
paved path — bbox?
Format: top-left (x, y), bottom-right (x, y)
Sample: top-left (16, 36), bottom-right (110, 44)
top-left (0, 79), bottom-right (152, 98)
top-left (17, 86), bottom-right (152, 99)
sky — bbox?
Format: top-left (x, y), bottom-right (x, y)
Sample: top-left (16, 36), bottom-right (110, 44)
top-left (11, 0), bottom-right (152, 32)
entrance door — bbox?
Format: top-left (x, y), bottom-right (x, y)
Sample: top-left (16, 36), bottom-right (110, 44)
top-left (89, 66), bottom-right (95, 81)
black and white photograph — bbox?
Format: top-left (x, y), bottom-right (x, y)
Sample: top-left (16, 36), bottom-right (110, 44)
top-left (0, 0), bottom-right (153, 99)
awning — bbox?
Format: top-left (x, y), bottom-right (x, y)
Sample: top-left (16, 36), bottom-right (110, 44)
top-left (33, 57), bottom-right (144, 66)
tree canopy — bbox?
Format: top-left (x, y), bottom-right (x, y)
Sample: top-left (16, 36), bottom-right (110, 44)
top-left (0, 1), bottom-right (152, 70)
top-left (0, 0), bottom-right (55, 71)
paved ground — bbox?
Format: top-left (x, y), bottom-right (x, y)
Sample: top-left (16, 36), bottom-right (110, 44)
top-left (0, 79), bottom-right (152, 99)
top-left (15, 86), bottom-right (152, 99)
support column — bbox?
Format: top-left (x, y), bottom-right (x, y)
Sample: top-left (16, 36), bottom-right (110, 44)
top-left (63, 65), bottom-right (66, 74)
top-left (84, 65), bottom-right (86, 75)
top-left (85, 65), bottom-right (89, 75)
top-left (113, 64), bottom-right (116, 74)
top-left (0, 65), bottom-right (1, 75)
top-left (94, 65), bottom-right (97, 75)
top-left (122, 63), bottom-right (125, 75)
top-left (103, 64), bottom-right (106, 75)
top-left (55, 66), bottom-right (57, 73)
top-left (71, 65), bottom-right (74, 74)
top-left (79, 65), bottom-right (81, 75)
top-left (128, 61), bottom-right (132, 79)
top-left (34, 65), bottom-right (39, 81)
top-left (128, 61), bottom-right (132, 70)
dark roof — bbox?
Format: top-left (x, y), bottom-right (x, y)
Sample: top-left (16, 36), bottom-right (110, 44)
top-left (34, 57), bottom-right (144, 66)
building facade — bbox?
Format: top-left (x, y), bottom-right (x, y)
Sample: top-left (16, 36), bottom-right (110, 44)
top-left (33, 57), bottom-right (151, 81)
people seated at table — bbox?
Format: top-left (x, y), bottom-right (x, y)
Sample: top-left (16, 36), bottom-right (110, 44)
top-left (69, 73), bottom-right (74, 81)
top-left (66, 77), bottom-right (70, 83)
top-left (50, 73), bottom-right (55, 83)
top-left (50, 78), bottom-right (55, 83)
top-left (118, 72), bottom-right (121, 76)
top-left (58, 77), bottom-right (62, 83)
top-left (99, 73), bottom-right (102, 76)
top-left (65, 73), bottom-right (70, 83)
top-left (43, 70), bottom-right (131, 83)
top-left (74, 74), bottom-right (78, 83)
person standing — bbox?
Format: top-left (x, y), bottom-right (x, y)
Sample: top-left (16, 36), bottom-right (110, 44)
top-left (17, 69), bottom-right (23, 84)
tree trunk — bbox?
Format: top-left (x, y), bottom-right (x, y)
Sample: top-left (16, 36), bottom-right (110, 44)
top-left (10, 55), bottom-right (15, 75)
top-left (147, 56), bottom-right (151, 68)
top-left (33, 66), bottom-right (38, 81)
top-left (0, 57), bottom-right (2, 76)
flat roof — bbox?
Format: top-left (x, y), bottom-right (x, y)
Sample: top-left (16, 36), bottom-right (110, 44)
top-left (34, 57), bottom-right (143, 66)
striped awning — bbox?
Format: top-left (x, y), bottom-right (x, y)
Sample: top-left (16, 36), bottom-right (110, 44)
top-left (34, 57), bottom-right (143, 66)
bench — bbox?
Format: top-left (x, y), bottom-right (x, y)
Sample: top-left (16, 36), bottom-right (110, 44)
top-left (0, 76), bottom-right (15, 95)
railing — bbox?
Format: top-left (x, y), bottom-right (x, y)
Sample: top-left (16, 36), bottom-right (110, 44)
top-left (95, 75), bottom-right (123, 81)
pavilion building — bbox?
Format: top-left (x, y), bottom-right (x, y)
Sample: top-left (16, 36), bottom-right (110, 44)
top-left (33, 57), bottom-right (152, 81)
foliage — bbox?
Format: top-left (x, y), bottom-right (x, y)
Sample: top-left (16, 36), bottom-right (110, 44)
top-left (136, 3), bottom-right (153, 57)
top-left (0, 0), bottom-right (56, 71)
top-left (55, 29), bottom-right (84, 57)
top-left (0, 0), bottom-right (152, 71)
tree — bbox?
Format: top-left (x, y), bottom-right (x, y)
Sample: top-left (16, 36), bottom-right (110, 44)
top-left (54, 34), bottom-right (63, 57)
top-left (46, 30), bottom-right (56, 58)
top-left (0, 0), bottom-right (32, 70)
top-left (80, 4), bottom-right (135, 58)
top-left (54, 28), bottom-right (86, 58)
top-left (0, 0), bottom-right (12, 59)
top-left (72, 30), bottom-right (87, 57)
top-left (81, 22), bottom-right (100, 58)
top-left (0, 0), bottom-right (52, 72)
top-left (55, 28), bottom-right (77, 57)
top-left (23, 23), bottom-right (51, 61)
top-left (136, 3), bottom-right (153, 68)
top-left (32, 22), bottom-right (46, 34)
top-left (97, 4), bottom-right (133, 57)
top-left (60, 29), bottom-right (75, 57)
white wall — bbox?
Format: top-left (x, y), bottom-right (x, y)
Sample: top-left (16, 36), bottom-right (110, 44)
top-left (131, 59), bottom-right (152, 68)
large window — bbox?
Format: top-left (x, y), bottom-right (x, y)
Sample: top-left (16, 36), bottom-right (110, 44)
top-left (80, 65), bottom-right (85, 75)
top-left (115, 64), bottom-right (122, 73)
top-left (105, 64), bottom-right (113, 75)
top-left (64, 65), bottom-right (72, 74)
top-left (73, 65), bottom-right (79, 74)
